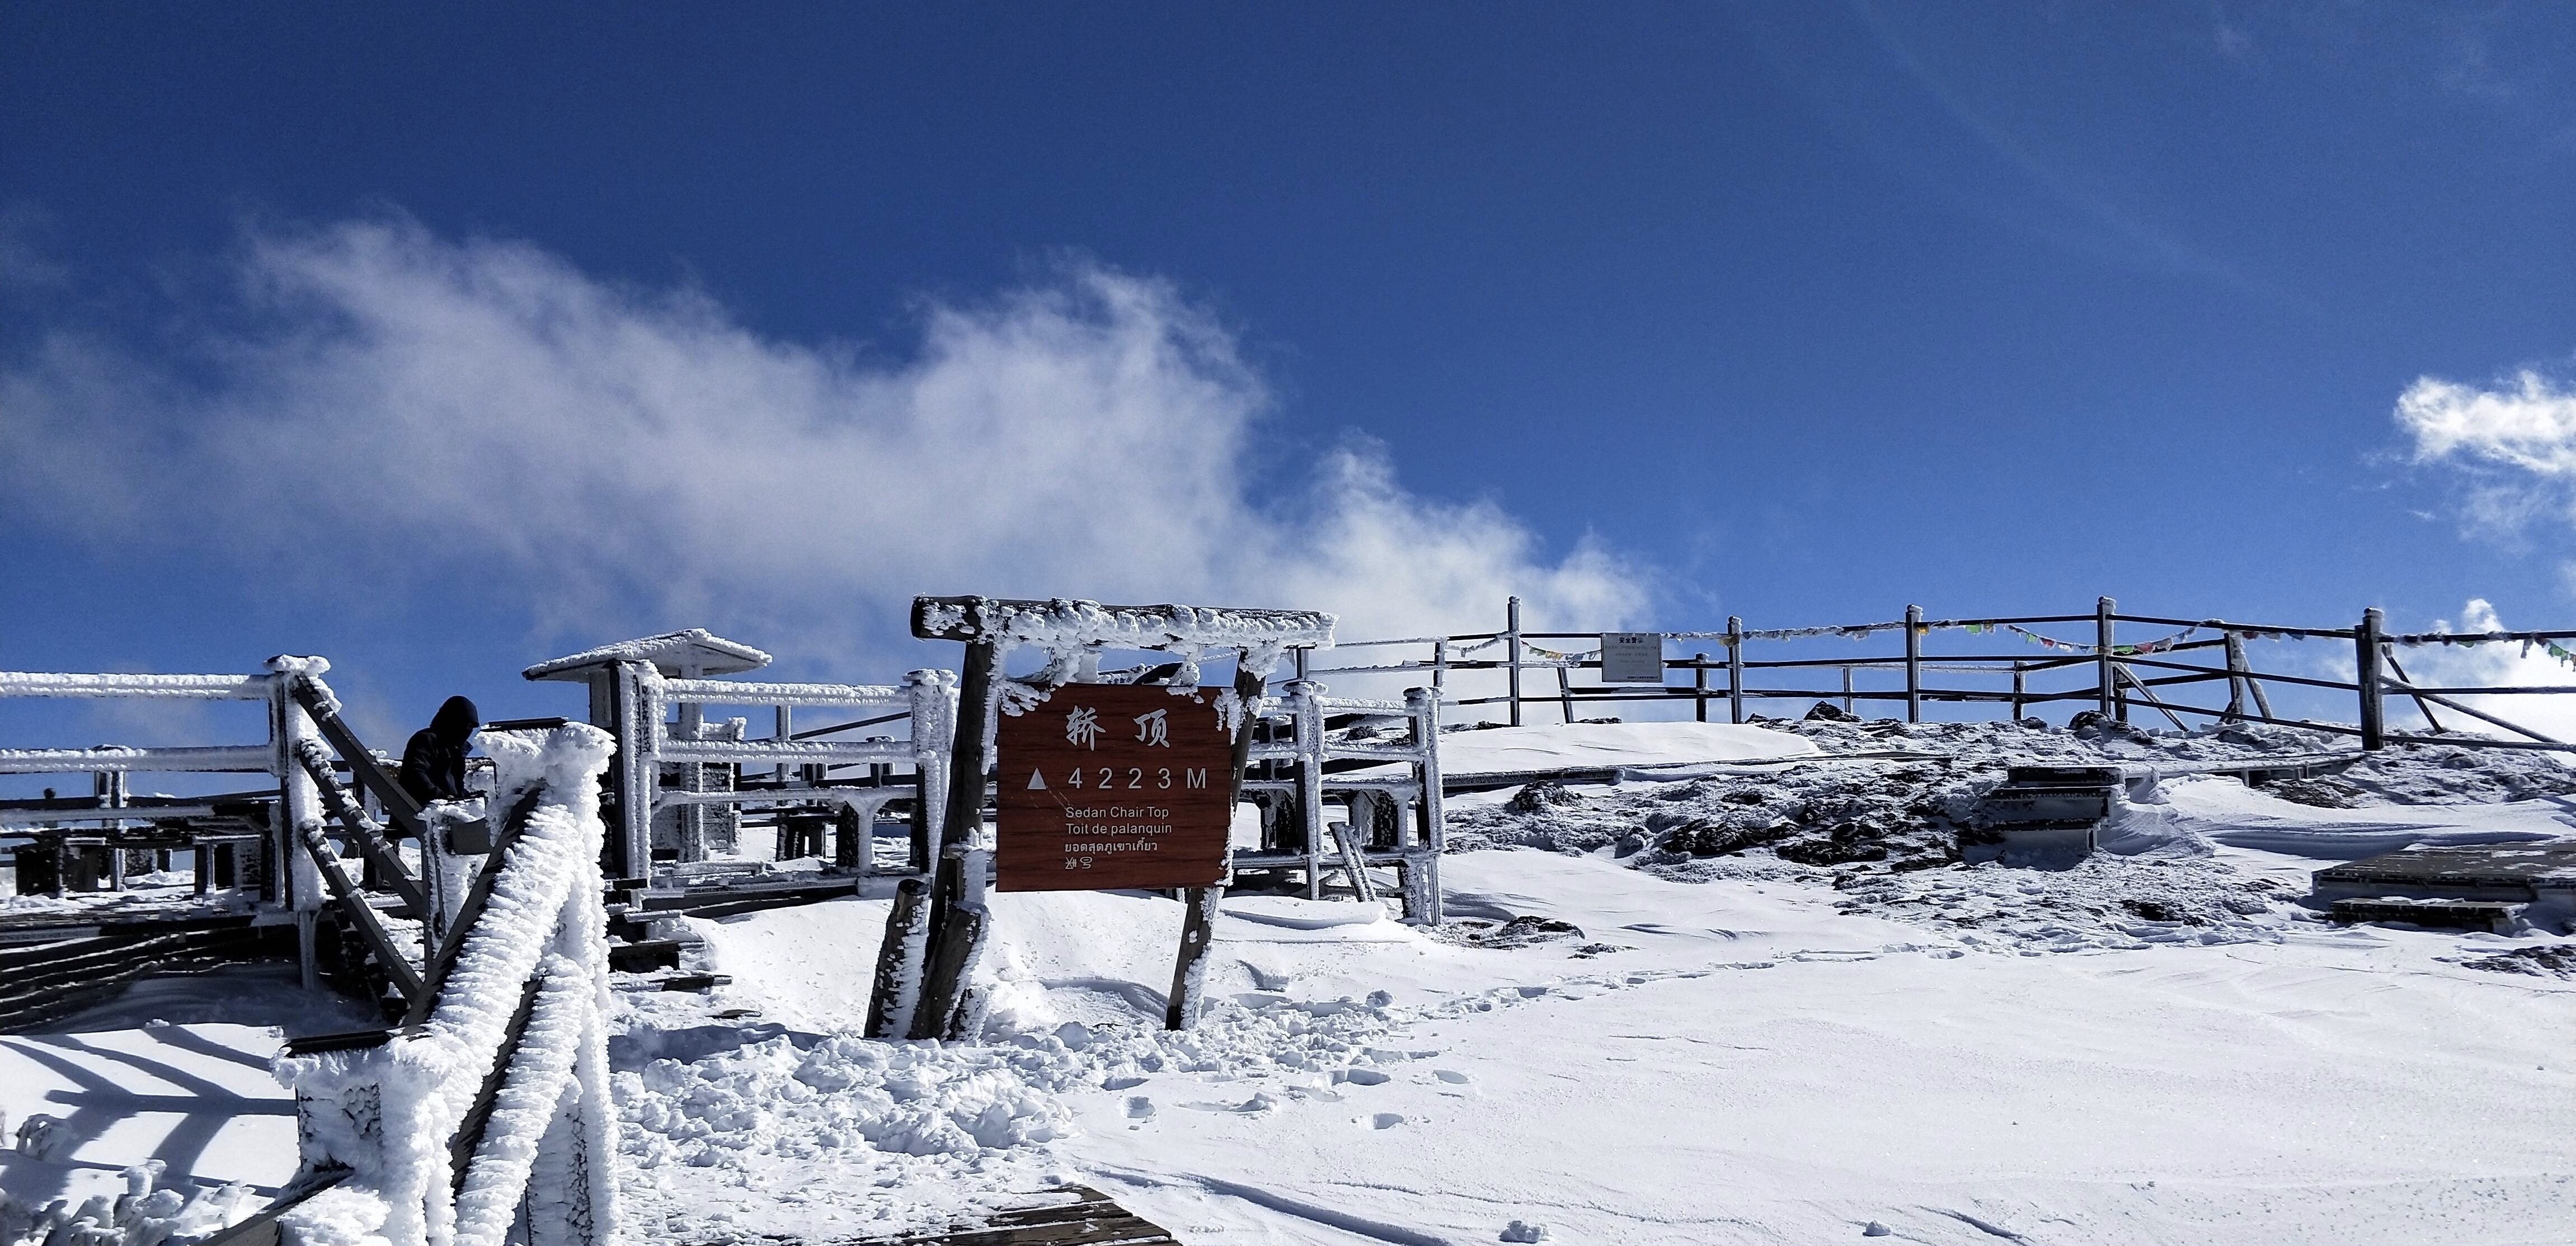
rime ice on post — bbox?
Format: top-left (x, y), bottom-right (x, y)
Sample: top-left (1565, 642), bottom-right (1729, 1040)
top-left (274, 722), bottom-right (622, 1246)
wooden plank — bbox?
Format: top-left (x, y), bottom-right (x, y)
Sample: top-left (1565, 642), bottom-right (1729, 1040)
top-left (287, 673), bottom-right (429, 842)
top-left (401, 787), bottom-right (543, 1027)
top-left (293, 740), bottom-right (427, 911)
top-left (849, 1186), bottom-right (1179, 1245)
top-left (910, 596), bottom-right (1331, 647)
top-left (295, 821), bottom-right (424, 1002)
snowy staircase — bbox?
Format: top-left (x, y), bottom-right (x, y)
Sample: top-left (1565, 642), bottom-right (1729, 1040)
top-left (1962, 765), bottom-right (2118, 867)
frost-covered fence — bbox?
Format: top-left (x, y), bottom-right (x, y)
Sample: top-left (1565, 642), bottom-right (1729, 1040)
top-left (520, 631), bottom-right (952, 882)
top-left (1315, 596), bottom-right (2576, 754)
top-left (1235, 682), bottom-right (1446, 921)
top-left (264, 722), bottom-right (619, 1246)
top-left (638, 669), bottom-right (952, 875)
top-left (0, 661), bottom-right (323, 907)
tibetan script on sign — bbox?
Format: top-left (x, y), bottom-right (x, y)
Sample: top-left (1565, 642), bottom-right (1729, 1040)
top-left (995, 683), bottom-right (1234, 891)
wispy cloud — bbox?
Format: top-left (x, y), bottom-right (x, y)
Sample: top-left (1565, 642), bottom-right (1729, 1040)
top-left (0, 217), bottom-right (1645, 673)
top-left (2396, 366), bottom-right (2576, 539)
top-left (2399, 368), bottom-right (2576, 478)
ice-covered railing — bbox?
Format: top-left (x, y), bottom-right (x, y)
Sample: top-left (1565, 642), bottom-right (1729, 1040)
top-left (0, 662), bottom-right (318, 824)
top-left (621, 665), bottom-right (954, 876)
top-left (1, 658), bottom-right (450, 993)
top-left (257, 722), bottom-right (619, 1246)
top-left (1237, 681), bottom-right (1446, 921)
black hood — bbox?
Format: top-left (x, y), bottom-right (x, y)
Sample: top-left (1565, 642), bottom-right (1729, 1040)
top-left (429, 695), bottom-right (480, 744)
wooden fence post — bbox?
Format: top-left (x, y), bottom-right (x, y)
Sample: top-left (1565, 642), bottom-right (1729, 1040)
top-left (1693, 653), bottom-right (1709, 723)
top-left (1167, 665), bottom-right (1265, 1031)
top-left (2011, 664), bottom-right (2027, 720)
top-left (2223, 631), bottom-right (2250, 722)
top-left (1556, 665), bottom-right (1574, 724)
top-left (2357, 607), bottom-right (2385, 750)
top-left (1841, 665), bottom-right (1854, 716)
top-left (1903, 604), bottom-right (1922, 723)
top-left (2095, 596), bottom-right (2117, 721)
top-left (866, 877), bottom-right (929, 1039)
top-left (1431, 639), bottom-right (1447, 697)
top-left (267, 661), bottom-right (325, 991)
top-left (1726, 617), bottom-right (1745, 725)
top-left (1505, 596), bottom-right (1524, 727)
top-left (913, 638), bottom-right (1002, 1038)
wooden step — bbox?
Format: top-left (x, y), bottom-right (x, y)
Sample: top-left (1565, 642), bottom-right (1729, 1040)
top-left (851, 1186), bottom-right (1178, 1245)
top-left (2331, 897), bottom-right (2519, 933)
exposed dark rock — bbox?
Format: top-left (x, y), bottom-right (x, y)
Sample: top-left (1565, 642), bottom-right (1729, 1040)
top-left (1505, 781), bottom-right (1582, 815)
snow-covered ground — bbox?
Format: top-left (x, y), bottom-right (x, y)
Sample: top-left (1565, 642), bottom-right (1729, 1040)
top-left (9, 719), bottom-right (2576, 1245)
top-left (1423, 721), bottom-right (1820, 777)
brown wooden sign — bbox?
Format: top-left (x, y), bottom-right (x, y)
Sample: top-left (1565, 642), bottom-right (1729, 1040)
top-left (995, 683), bottom-right (1234, 891)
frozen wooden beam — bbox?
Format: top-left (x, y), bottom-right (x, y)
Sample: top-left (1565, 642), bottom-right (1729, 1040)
top-left (910, 595), bottom-right (1334, 651)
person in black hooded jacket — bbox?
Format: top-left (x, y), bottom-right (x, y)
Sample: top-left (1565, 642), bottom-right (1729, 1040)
top-left (399, 695), bottom-right (480, 806)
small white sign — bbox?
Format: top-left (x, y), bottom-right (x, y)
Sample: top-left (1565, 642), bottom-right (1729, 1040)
top-left (1599, 633), bottom-right (1666, 684)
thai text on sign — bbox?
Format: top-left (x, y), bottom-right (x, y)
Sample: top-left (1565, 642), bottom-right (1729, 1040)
top-left (994, 683), bottom-right (1235, 891)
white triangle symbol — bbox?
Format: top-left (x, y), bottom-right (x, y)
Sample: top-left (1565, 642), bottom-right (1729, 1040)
top-left (1027, 769), bottom-right (1047, 790)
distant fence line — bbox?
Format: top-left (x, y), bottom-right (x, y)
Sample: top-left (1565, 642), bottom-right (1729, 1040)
top-left (1301, 596), bottom-right (2576, 754)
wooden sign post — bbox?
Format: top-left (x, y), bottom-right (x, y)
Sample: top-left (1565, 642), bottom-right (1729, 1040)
top-left (995, 684), bottom-right (1233, 891)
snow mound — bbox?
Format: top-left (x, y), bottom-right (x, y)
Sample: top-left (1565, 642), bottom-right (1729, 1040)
top-left (1220, 897), bottom-right (1388, 930)
top-left (612, 991), bottom-right (1407, 1243)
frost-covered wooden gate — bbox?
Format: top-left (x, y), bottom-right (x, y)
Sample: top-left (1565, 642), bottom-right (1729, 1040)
top-left (223, 722), bottom-right (622, 1246)
top-left (870, 596), bottom-right (1353, 1038)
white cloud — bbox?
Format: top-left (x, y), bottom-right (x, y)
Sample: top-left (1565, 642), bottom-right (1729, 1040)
top-left (0, 218), bottom-right (1645, 677)
top-left (2397, 369), bottom-right (2576, 478)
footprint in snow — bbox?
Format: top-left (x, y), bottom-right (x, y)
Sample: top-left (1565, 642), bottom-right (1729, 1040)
top-left (1434, 1069), bottom-right (1473, 1084)
top-left (1364, 1112), bottom-right (1404, 1130)
top-left (1499, 1221), bottom-right (1550, 1243)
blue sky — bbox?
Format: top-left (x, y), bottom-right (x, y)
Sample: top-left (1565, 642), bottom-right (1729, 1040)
top-left (4, 3), bottom-right (2574, 741)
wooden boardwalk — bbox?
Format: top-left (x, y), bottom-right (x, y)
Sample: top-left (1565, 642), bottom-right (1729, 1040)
top-left (850, 1186), bottom-right (1179, 1245)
